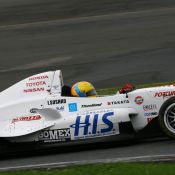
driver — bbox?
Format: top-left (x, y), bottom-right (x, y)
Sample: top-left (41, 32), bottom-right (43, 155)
top-left (71, 81), bottom-right (97, 97)
top-left (61, 82), bottom-right (134, 97)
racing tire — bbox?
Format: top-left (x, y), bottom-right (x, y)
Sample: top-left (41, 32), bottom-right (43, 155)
top-left (159, 97), bottom-right (175, 139)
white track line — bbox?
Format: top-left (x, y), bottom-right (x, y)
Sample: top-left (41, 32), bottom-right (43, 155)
top-left (1, 154), bottom-right (175, 171)
top-left (0, 7), bottom-right (175, 30)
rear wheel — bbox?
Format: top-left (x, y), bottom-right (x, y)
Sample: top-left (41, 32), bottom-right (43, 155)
top-left (159, 97), bottom-right (175, 139)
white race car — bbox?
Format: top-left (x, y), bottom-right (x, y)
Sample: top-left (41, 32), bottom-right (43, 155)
top-left (0, 70), bottom-right (175, 146)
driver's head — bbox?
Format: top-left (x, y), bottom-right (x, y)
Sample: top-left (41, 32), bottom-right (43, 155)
top-left (71, 81), bottom-right (97, 97)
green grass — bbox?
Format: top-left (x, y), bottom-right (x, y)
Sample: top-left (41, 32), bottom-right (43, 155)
top-left (97, 81), bottom-right (175, 95)
top-left (1, 163), bottom-right (175, 175)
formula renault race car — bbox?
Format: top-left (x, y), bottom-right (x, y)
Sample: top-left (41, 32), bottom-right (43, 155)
top-left (0, 70), bottom-right (175, 146)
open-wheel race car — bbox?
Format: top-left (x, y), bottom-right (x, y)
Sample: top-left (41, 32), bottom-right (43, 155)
top-left (0, 70), bottom-right (175, 147)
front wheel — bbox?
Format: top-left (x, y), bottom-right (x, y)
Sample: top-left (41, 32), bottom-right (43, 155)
top-left (159, 97), bottom-right (175, 139)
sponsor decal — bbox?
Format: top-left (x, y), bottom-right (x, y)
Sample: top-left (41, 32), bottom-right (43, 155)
top-left (30, 108), bottom-right (38, 113)
top-left (23, 87), bottom-right (45, 93)
top-left (144, 112), bottom-right (158, 117)
top-left (77, 109), bottom-right (112, 116)
top-left (26, 81), bottom-right (46, 87)
top-left (56, 106), bottom-right (64, 111)
top-left (47, 99), bottom-right (66, 105)
top-left (154, 91), bottom-right (175, 98)
top-left (38, 128), bottom-right (71, 142)
top-left (12, 115), bottom-right (41, 123)
top-left (81, 103), bottom-right (102, 108)
top-left (70, 112), bottom-right (117, 139)
top-left (143, 104), bottom-right (157, 111)
top-left (29, 75), bottom-right (49, 81)
top-left (135, 96), bottom-right (144, 105)
top-left (108, 100), bottom-right (129, 105)
top-left (68, 103), bottom-right (77, 112)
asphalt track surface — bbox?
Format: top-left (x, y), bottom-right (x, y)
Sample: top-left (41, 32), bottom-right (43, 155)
top-left (0, 138), bottom-right (175, 171)
top-left (0, 5), bottom-right (175, 90)
top-left (1, 0), bottom-right (175, 171)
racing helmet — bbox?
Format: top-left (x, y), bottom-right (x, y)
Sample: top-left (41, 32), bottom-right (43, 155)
top-left (71, 81), bottom-right (97, 97)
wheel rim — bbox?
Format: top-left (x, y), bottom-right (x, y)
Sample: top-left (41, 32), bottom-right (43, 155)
top-left (164, 103), bottom-right (175, 133)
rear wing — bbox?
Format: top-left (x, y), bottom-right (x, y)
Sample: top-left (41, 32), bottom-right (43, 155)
top-left (0, 70), bottom-right (64, 106)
